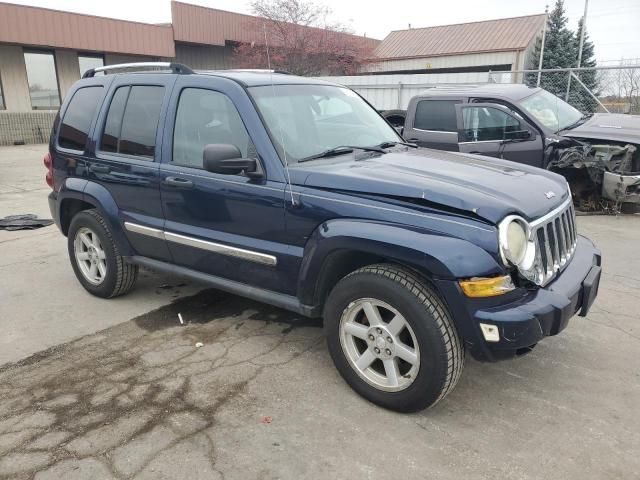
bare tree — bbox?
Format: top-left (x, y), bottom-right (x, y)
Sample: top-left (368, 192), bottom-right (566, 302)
top-left (233, 0), bottom-right (374, 76)
top-left (619, 67), bottom-right (640, 114)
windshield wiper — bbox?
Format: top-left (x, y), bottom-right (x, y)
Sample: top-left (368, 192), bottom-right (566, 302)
top-left (561, 113), bottom-right (593, 132)
top-left (298, 145), bottom-right (385, 163)
top-left (373, 140), bottom-right (418, 149)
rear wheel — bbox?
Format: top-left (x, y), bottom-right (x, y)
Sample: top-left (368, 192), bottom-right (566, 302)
top-left (68, 209), bottom-right (138, 298)
top-left (325, 264), bottom-right (464, 412)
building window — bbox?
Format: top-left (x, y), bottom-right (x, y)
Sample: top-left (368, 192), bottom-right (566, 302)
top-left (78, 55), bottom-right (105, 77)
top-left (24, 50), bottom-right (60, 110)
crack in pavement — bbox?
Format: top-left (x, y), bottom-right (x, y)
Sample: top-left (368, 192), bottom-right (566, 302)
top-left (0, 289), bottom-right (323, 479)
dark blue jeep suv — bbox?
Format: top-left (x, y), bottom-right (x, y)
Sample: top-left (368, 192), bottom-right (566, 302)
top-left (46, 63), bottom-right (602, 412)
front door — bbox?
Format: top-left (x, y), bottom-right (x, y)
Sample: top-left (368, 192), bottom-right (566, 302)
top-left (455, 103), bottom-right (544, 167)
top-left (158, 76), bottom-right (288, 293)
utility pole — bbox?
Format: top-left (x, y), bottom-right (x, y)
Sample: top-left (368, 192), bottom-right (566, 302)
top-left (537, 5), bottom-right (549, 87)
top-left (576, 0), bottom-right (589, 70)
top-left (566, 0), bottom-right (589, 99)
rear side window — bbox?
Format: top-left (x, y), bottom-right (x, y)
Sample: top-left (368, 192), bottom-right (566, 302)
top-left (58, 86), bottom-right (104, 151)
top-left (414, 100), bottom-right (460, 132)
top-left (100, 85), bottom-right (164, 159)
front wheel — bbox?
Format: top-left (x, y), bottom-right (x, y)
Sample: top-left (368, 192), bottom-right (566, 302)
top-left (325, 264), bottom-right (464, 412)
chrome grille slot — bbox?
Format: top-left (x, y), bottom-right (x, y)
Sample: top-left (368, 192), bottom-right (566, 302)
top-left (525, 197), bottom-right (577, 286)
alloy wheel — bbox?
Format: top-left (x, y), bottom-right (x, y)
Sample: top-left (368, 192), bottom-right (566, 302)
top-left (74, 227), bottom-right (107, 285)
top-left (339, 298), bottom-right (420, 392)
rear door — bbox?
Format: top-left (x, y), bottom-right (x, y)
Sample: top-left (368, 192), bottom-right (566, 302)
top-left (455, 103), bottom-right (544, 167)
top-left (403, 98), bottom-right (462, 151)
top-left (89, 74), bottom-right (176, 261)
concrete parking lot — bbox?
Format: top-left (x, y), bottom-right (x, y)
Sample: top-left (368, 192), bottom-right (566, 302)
top-left (1, 145), bottom-right (639, 479)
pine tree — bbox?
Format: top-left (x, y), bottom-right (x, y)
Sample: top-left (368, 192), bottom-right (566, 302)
top-left (527, 0), bottom-right (599, 113)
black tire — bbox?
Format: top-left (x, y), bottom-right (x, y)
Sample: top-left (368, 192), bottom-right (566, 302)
top-left (67, 209), bottom-right (138, 298)
top-left (380, 109), bottom-right (407, 128)
top-left (324, 264), bottom-right (464, 412)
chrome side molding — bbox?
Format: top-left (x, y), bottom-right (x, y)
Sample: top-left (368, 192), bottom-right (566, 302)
top-left (124, 222), bottom-right (277, 266)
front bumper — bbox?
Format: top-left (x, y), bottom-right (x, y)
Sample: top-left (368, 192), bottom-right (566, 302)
top-left (602, 171), bottom-right (640, 204)
top-left (434, 235), bottom-right (601, 362)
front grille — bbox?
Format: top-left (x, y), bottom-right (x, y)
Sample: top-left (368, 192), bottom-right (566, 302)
top-left (528, 198), bottom-right (577, 286)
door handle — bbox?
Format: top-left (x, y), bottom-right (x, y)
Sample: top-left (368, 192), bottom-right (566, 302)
top-left (89, 164), bottom-right (110, 174)
top-left (163, 176), bottom-right (194, 188)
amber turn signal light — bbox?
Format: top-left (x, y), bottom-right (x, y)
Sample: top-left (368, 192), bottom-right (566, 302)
top-left (459, 275), bottom-right (515, 298)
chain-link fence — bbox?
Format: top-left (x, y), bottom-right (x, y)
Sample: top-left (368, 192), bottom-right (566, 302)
top-left (320, 65), bottom-right (640, 115)
top-left (489, 65), bottom-right (640, 115)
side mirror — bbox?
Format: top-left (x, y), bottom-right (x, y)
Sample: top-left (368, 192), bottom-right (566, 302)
top-left (202, 144), bottom-right (260, 177)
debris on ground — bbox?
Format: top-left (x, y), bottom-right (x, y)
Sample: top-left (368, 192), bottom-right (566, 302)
top-left (260, 416), bottom-right (273, 424)
top-left (0, 214), bottom-right (53, 231)
top-left (178, 313), bottom-right (185, 325)
top-left (195, 342), bottom-right (204, 348)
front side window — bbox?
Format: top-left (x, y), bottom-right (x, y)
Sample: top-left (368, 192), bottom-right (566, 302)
top-left (414, 100), bottom-right (460, 132)
top-left (24, 51), bottom-right (60, 109)
top-left (250, 84), bottom-right (401, 163)
top-left (58, 87), bottom-right (104, 151)
top-left (78, 55), bottom-right (104, 77)
top-left (173, 88), bottom-right (251, 169)
top-left (461, 106), bottom-right (522, 142)
top-left (100, 85), bottom-right (164, 159)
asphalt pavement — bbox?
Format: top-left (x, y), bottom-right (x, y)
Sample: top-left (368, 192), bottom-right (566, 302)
top-left (0, 145), bottom-right (638, 480)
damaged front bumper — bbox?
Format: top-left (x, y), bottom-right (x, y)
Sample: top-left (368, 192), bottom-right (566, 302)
top-left (602, 171), bottom-right (640, 204)
top-left (434, 235), bottom-right (602, 362)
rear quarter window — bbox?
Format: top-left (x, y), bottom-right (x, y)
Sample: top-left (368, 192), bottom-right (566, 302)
top-left (58, 86), bottom-right (104, 151)
top-left (413, 100), bottom-right (460, 132)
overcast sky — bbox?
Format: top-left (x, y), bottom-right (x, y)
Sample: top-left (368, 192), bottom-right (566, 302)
top-left (7, 0), bottom-right (640, 63)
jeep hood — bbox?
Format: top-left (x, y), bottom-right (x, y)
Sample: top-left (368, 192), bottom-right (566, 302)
top-left (561, 113), bottom-right (640, 144)
top-left (290, 148), bottom-right (569, 224)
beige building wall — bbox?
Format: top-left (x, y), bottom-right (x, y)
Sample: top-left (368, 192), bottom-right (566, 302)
top-left (55, 49), bottom-right (81, 101)
top-left (361, 51), bottom-right (520, 74)
top-left (104, 53), bottom-right (157, 66)
top-left (173, 43), bottom-right (233, 70)
top-left (0, 44), bottom-right (31, 111)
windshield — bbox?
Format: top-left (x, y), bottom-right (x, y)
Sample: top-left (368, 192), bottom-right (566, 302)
top-left (519, 89), bottom-right (583, 132)
top-left (249, 84), bottom-right (402, 163)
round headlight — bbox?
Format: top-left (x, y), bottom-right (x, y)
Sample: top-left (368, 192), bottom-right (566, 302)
top-left (499, 216), bottom-right (529, 266)
top-left (506, 221), bottom-right (527, 264)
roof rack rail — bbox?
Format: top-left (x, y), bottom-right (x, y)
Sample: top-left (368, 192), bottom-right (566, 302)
top-left (226, 69), bottom-right (292, 75)
top-left (82, 62), bottom-right (194, 78)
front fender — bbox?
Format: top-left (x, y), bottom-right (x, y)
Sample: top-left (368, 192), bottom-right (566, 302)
top-left (297, 219), bottom-right (503, 305)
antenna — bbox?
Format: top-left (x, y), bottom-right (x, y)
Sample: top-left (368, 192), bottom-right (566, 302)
top-left (264, 23), bottom-right (296, 207)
